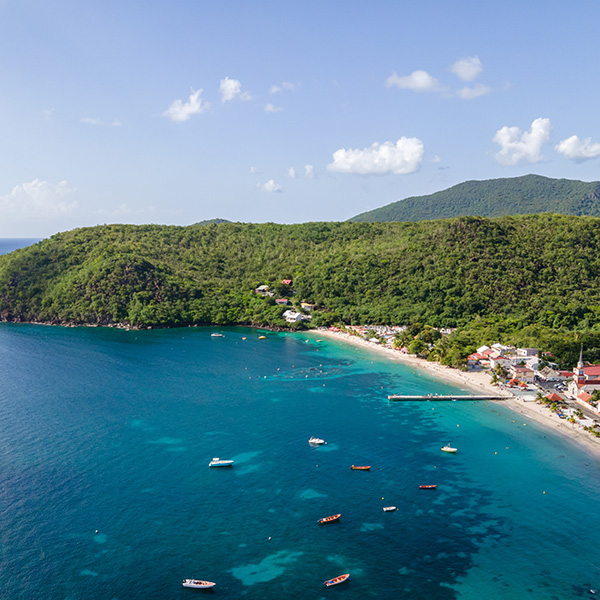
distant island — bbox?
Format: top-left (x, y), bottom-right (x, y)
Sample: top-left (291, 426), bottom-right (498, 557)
top-left (350, 174), bottom-right (600, 222)
top-left (3, 215), bottom-right (600, 368)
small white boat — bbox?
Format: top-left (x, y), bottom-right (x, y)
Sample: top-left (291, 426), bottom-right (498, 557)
top-left (309, 436), bottom-right (326, 445)
top-left (209, 457), bottom-right (234, 467)
top-left (182, 579), bottom-right (216, 589)
top-left (383, 506), bottom-right (397, 512)
top-left (211, 333), bottom-right (224, 337)
top-left (441, 445), bottom-right (457, 453)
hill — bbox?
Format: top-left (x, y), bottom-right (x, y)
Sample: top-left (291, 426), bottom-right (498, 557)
top-left (350, 174), bottom-right (600, 222)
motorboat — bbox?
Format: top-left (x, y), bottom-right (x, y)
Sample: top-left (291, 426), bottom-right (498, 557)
top-left (210, 333), bottom-right (224, 337)
top-left (324, 573), bottom-right (350, 587)
top-left (308, 436), bottom-right (326, 445)
top-left (208, 457), bottom-right (234, 467)
top-left (382, 506), bottom-right (397, 512)
top-left (318, 513), bottom-right (341, 524)
top-left (182, 579), bottom-right (216, 588)
top-left (350, 465), bottom-right (370, 470)
top-left (419, 485), bottom-right (437, 489)
top-left (441, 445), bottom-right (457, 453)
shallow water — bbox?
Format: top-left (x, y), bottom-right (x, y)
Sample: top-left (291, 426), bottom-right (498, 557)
top-left (0, 324), bottom-right (598, 599)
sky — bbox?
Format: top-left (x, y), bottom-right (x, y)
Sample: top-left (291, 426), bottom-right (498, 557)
top-left (2, 0), bottom-right (600, 237)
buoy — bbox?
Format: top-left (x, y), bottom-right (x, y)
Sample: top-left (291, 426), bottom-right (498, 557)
top-left (268, 536), bottom-right (271, 540)
top-left (95, 530), bottom-right (99, 534)
top-left (543, 491), bottom-right (546, 494)
top-left (495, 452), bottom-right (497, 455)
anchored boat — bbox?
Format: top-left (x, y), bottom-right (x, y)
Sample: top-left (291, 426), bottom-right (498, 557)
top-left (182, 579), bottom-right (216, 589)
top-left (319, 513), bottom-right (341, 524)
top-left (441, 445), bottom-right (457, 453)
top-left (350, 465), bottom-right (370, 470)
top-left (208, 457), bottom-right (234, 467)
top-left (324, 573), bottom-right (350, 587)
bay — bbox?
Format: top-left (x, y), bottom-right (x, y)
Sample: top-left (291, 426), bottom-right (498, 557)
top-left (0, 323), bottom-right (598, 599)
top-left (0, 238), bottom-right (41, 255)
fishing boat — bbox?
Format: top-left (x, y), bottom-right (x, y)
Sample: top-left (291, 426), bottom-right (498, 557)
top-left (324, 573), bottom-right (350, 587)
top-left (319, 513), bottom-right (341, 524)
top-left (350, 465), bottom-right (370, 470)
top-left (419, 484), bottom-right (437, 489)
top-left (441, 445), bottom-right (457, 453)
top-left (309, 436), bottom-right (326, 445)
top-left (182, 579), bottom-right (216, 588)
top-left (208, 457), bottom-right (234, 467)
top-left (382, 506), bottom-right (397, 512)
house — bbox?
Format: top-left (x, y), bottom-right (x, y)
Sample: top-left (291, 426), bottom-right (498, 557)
top-left (281, 279), bottom-right (292, 285)
top-left (489, 356), bottom-right (513, 370)
top-left (537, 366), bottom-right (563, 381)
top-left (275, 298), bottom-right (289, 305)
top-left (300, 302), bottom-right (316, 311)
top-left (567, 347), bottom-right (600, 397)
top-left (255, 284), bottom-right (272, 295)
top-left (516, 347), bottom-right (538, 357)
top-left (509, 365), bottom-right (535, 383)
top-left (545, 392), bottom-right (563, 403)
top-left (282, 309), bottom-right (311, 323)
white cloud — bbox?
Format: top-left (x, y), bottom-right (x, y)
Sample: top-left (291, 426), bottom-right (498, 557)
top-left (432, 155), bottom-right (442, 163)
top-left (0, 179), bottom-right (78, 217)
top-left (220, 77), bottom-right (251, 102)
top-left (327, 137), bottom-right (424, 175)
top-left (80, 117), bottom-right (122, 127)
top-left (555, 135), bottom-right (600, 161)
top-left (304, 164), bottom-right (315, 179)
top-left (257, 179), bottom-right (283, 193)
top-left (163, 89), bottom-right (210, 122)
top-left (449, 56), bottom-right (482, 81)
top-left (270, 81), bottom-right (300, 94)
top-left (287, 167), bottom-right (296, 178)
top-left (493, 118), bottom-right (552, 165)
top-left (456, 83), bottom-right (491, 100)
top-left (264, 103), bottom-right (282, 113)
top-left (384, 70), bottom-right (444, 92)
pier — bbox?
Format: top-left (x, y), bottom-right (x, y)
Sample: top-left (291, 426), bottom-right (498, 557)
top-left (387, 394), bottom-right (506, 401)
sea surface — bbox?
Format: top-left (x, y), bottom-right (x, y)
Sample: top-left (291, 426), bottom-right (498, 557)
top-left (0, 238), bottom-right (41, 255)
top-left (0, 324), bottom-right (598, 600)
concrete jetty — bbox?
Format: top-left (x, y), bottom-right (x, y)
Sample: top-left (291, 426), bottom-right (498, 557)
top-left (387, 394), bottom-right (505, 401)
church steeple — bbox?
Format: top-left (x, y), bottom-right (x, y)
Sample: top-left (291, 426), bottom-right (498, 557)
top-left (575, 344), bottom-right (585, 383)
top-left (578, 344), bottom-right (584, 369)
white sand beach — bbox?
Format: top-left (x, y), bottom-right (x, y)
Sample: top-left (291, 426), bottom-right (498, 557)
top-left (311, 328), bottom-right (600, 459)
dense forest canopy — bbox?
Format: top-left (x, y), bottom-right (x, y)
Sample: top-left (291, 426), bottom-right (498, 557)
top-left (350, 175), bottom-right (600, 223)
top-left (2, 215), bottom-right (600, 367)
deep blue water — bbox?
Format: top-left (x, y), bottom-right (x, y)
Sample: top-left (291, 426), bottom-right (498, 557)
top-left (0, 238), bottom-right (41, 255)
top-left (0, 324), bottom-right (599, 599)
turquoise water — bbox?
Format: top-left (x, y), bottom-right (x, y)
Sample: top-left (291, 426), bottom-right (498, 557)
top-left (0, 324), bottom-right (599, 599)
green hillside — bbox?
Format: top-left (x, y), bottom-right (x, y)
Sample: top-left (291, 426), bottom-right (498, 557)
top-left (350, 174), bottom-right (600, 222)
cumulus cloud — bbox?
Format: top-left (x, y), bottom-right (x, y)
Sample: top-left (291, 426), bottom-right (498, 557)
top-left (264, 103), bottom-right (282, 113)
top-left (163, 89), bottom-right (210, 122)
top-left (456, 83), bottom-right (491, 100)
top-left (384, 70), bottom-right (443, 92)
top-left (449, 56), bottom-right (482, 81)
top-left (220, 77), bottom-right (251, 102)
top-left (555, 135), bottom-right (600, 161)
top-left (270, 81), bottom-right (299, 94)
top-left (0, 179), bottom-right (77, 217)
top-left (287, 167), bottom-right (296, 178)
top-left (493, 118), bottom-right (552, 165)
top-left (327, 137), bottom-right (424, 175)
top-left (304, 164), bottom-right (315, 179)
top-left (257, 179), bottom-right (283, 193)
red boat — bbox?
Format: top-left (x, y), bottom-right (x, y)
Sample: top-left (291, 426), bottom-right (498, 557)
top-left (419, 485), bottom-right (437, 489)
top-left (351, 465), bottom-right (370, 470)
top-left (324, 573), bottom-right (350, 587)
top-left (319, 513), bottom-right (341, 524)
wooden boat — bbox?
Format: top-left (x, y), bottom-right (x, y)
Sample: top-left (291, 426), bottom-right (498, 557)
top-left (351, 465), bottom-right (370, 470)
top-left (419, 484), bottom-right (437, 489)
top-left (182, 579), bottom-right (216, 589)
top-left (324, 573), bottom-right (350, 587)
top-left (319, 513), bottom-right (341, 524)
top-left (382, 506), bottom-right (397, 512)
top-left (441, 445), bottom-right (457, 453)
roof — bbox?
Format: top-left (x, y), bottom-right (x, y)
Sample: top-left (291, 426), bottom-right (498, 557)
top-left (583, 365), bottom-right (600, 377)
top-left (578, 392), bottom-right (594, 402)
top-left (281, 279), bottom-right (292, 285)
top-left (545, 392), bottom-right (562, 403)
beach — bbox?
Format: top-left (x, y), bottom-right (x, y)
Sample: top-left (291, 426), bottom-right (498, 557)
top-left (311, 328), bottom-right (600, 459)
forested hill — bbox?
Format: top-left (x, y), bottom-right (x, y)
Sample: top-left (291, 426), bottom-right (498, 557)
top-left (350, 175), bottom-right (600, 222)
top-left (2, 216), bottom-right (600, 337)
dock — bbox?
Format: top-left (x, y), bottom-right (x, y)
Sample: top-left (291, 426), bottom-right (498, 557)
top-left (387, 394), bottom-right (505, 401)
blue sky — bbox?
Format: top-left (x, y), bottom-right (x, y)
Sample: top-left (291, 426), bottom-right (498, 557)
top-left (2, 0), bottom-right (600, 237)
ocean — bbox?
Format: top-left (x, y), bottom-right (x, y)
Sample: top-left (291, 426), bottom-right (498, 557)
top-left (0, 238), bottom-right (41, 255)
top-left (0, 323), bottom-right (598, 599)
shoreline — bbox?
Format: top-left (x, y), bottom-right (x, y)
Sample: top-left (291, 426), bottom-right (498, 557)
top-left (310, 328), bottom-right (600, 460)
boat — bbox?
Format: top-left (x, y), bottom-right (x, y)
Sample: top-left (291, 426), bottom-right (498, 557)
top-left (258, 335), bottom-right (266, 340)
top-left (324, 574), bottom-right (350, 587)
top-left (182, 579), bottom-right (216, 588)
top-left (419, 485), bottom-right (437, 489)
top-left (208, 457), bottom-right (234, 467)
top-left (210, 333), bottom-right (224, 337)
top-left (308, 436), bottom-right (326, 445)
top-left (441, 445), bottom-right (457, 453)
top-left (351, 465), bottom-right (370, 470)
top-left (318, 513), bottom-right (341, 524)
top-left (382, 506), bottom-right (397, 512)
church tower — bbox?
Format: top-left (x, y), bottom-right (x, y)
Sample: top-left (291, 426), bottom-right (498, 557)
top-left (574, 344), bottom-right (586, 384)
